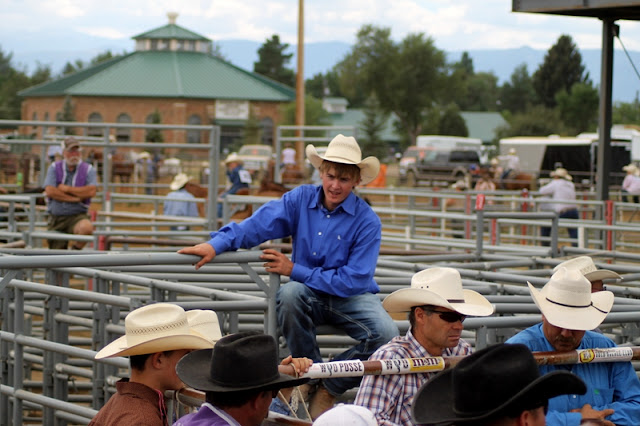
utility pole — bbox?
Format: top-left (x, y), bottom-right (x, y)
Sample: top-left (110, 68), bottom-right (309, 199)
top-left (295, 0), bottom-right (305, 164)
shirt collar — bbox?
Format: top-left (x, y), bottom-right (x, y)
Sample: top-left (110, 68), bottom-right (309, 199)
top-left (309, 185), bottom-right (357, 216)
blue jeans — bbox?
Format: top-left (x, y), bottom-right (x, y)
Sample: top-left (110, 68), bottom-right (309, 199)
top-left (276, 281), bottom-right (399, 395)
top-left (541, 208), bottom-right (579, 246)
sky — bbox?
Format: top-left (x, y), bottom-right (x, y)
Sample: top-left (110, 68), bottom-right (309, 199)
top-left (3, 0), bottom-right (640, 72)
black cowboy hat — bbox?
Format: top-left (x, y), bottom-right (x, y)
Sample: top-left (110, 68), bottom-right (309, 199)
top-left (176, 331), bottom-right (308, 393)
top-left (412, 343), bottom-right (586, 425)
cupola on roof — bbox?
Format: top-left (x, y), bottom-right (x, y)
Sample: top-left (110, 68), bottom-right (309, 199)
top-left (132, 12), bottom-right (212, 54)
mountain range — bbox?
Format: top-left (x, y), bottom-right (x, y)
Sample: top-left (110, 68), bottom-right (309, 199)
top-left (9, 40), bottom-right (640, 103)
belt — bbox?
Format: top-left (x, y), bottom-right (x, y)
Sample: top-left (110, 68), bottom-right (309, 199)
top-left (558, 207), bottom-right (576, 215)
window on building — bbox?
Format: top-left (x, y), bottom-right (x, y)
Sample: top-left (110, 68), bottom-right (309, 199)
top-left (260, 117), bottom-right (274, 146)
top-left (184, 40), bottom-right (195, 51)
top-left (220, 126), bottom-right (243, 153)
top-left (187, 114), bottom-right (202, 143)
top-left (116, 113), bottom-right (132, 142)
top-left (88, 112), bottom-right (104, 137)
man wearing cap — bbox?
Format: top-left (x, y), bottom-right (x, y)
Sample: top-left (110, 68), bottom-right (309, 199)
top-left (164, 173), bottom-right (201, 230)
top-left (411, 343), bottom-right (587, 426)
top-left (539, 167), bottom-right (578, 247)
top-left (506, 267), bottom-right (640, 426)
top-left (179, 134), bottom-right (399, 419)
top-left (44, 136), bottom-right (97, 250)
top-left (218, 152), bottom-right (252, 218)
top-left (354, 267), bottom-right (494, 426)
top-left (90, 303), bottom-right (222, 426)
top-left (174, 331), bottom-right (309, 426)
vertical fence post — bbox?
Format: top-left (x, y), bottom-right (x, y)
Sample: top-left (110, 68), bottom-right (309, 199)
top-left (605, 200), bottom-right (614, 251)
top-left (475, 194), bottom-right (485, 258)
top-left (520, 189), bottom-right (529, 245)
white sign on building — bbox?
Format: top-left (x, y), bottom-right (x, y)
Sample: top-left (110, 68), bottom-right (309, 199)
top-left (215, 100), bottom-right (249, 120)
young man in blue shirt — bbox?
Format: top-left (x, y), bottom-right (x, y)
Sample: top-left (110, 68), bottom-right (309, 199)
top-left (179, 134), bottom-right (399, 419)
top-left (506, 267), bottom-right (640, 426)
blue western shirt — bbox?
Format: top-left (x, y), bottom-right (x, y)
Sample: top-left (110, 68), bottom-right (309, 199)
top-left (507, 323), bottom-right (640, 426)
top-left (163, 188), bottom-right (199, 218)
top-left (207, 184), bottom-right (381, 297)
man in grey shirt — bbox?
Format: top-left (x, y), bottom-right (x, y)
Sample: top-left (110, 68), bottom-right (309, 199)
top-left (44, 137), bottom-right (97, 249)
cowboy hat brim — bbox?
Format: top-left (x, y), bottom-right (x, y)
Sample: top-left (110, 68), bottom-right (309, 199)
top-left (176, 348), bottom-right (308, 392)
top-left (412, 367), bottom-right (586, 424)
top-left (528, 282), bottom-right (614, 331)
top-left (584, 270), bottom-right (621, 282)
top-left (382, 288), bottom-right (494, 317)
top-left (95, 333), bottom-right (213, 359)
top-left (306, 144), bottom-right (380, 186)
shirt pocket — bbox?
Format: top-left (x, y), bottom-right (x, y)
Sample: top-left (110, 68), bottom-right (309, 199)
top-left (324, 236), bottom-right (353, 268)
top-left (589, 387), bottom-right (614, 406)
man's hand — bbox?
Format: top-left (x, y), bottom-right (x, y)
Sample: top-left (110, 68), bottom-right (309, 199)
top-left (178, 243), bottom-right (216, 270)
top-left (280, 355), bottom-right (313, 376)
top-left (571, 404), bottom-right (614, 426)
top-left (261, 248), bottom-right (293, 276)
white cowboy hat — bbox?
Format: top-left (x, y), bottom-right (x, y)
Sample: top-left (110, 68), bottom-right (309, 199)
top-left (550, 167), bottom-right (572, 181)
top-left (383, 267), bottom-right (494, 317)
top-left (138, 151), bottom-right (151, 159)
top-left (528, 267), bottom-right (614, 331)
top-left (95, 303), bottom-right (215, 359)
top-left (224, 152), bottom-right (243, 165)
top-left (170, 173), bottom-right (193, 190)
top-left (553, 256), bottom-right (621, 282)
top-left (186, 309), bottom-right (222, 345)
top-left (306, 134), bottom-right (380, 186)
top-left (623, 163), bottom-right (638, 173)
top-left (314, 404), bottom-right (378, 426)
top-left (451, 180), bottom-right (467, 190)
top-left (508, 148), bottom-right (517, 155)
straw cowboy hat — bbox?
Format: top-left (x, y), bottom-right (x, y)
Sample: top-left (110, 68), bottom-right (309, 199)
top-left (169, 173), bottom-right (193, 191)
top-left (224, 152), bottom-right (243, 165)
top-left (553, 256), bottom-right (621, 283)
top-left (176, 331), bottom-right (308, 392)
top-left (186, 309), bottom-right (222, 345)
top-left (383, 267), bottom-right (494, 317)
top-left (95, 303), bottom-right (215, 359)
top-left (411, 343), bottom-right (586, 425)
top-left (313, 404), bottom-right (378, 426)
top-left (508, 148), bottom-right (517, 155)
top-left (528, 267), bottom-right (614, 331)
top-left (623, 163), bottom-right (639, 175)
top-left (550, 167), bottom-right (572, 181)
top-left (451, 180), bottom-right (467, 190)
top-left (306, 134), bottom-right (380, 186)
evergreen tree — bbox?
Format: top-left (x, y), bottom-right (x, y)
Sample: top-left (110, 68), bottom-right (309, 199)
top-left (555, 82), bottom-right (599, 134)
top-left (59, 95), bottom-right (76, 135)
top-left (359, 95), bottom-right (389, 160)
top-left (613, 95), bottom-right (640, 125)
top-left (500, 63), bottom-right (536, 114)
top-left (438, 104), bottom-right (469, 136)
top-left (254, 35), bottom-right (295, 87)
top-left (532, 35), bottom-right (588, 108)
top-left (145, 109), bottom-right (164, 142)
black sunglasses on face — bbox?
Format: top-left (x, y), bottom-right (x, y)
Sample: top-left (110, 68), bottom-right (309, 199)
top-left (420, 307), bottom-right (466, 323)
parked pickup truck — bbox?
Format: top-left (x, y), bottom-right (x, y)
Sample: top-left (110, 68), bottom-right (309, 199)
top-left (401, 147), bottom-right (480, 187)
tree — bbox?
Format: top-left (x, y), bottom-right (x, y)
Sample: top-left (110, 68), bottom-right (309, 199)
top-left (280, 96), bottom-right (330, 137)
top-left (358, 95), bottom-right (390, 160)
top-left (305, 70), bottom-right (342, 99)
top-left (496, 105), bottom-right (566, 138)
top-left (500, 63), bottom-right (536, 114)
top-left (438, 104), bottom-right (469, 136)
top-left (613, 96), bottom-right (640, 125)
top-left (555, 82), bottom-right (599, 134)
top-left (0, 46), bottom-right (31, 119)
top-left (90, 51), bottom-right (116, 65)
top-left (336, 25), bottom-right (448, 146)
top-left (57, 95), bottom-right (76, 135)
top-left (532, 34), bottom-right (589, 108)
top-left (145, 109), bottom-right (164, 142)
top-left (463, 72), bottom-right (500, 111)
top-left (253, 35), bottom-right (295, 87)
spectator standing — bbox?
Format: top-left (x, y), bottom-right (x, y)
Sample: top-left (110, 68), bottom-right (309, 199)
top-left (44, 136), bottom-right (97, 250)
top-left (621, 163), bottom-right (640, 203)
top-left (506, 267), bottom-right (640, 426)
top-left (539, 167), bottom-right (579, 247)
top-left (282, 143), bottom-right (297, 168)
top-left (178, 134), bottom-right (399, 419)
top-left (354, 267), bottom-right (494, 426)
top-left (164, 173), bottom-right (200, 231)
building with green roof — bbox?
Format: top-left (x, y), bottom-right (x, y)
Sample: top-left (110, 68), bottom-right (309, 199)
top-left (19, 12), bottom-right (294, 151)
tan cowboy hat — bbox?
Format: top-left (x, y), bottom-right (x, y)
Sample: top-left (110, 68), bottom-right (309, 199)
top-left (528, 267), bottom-right (614, 331)
top-left (138, 151), bottom-right (151, 159)
top-left (550, 167), bottom-right (572, 181)
top-left (186, 309), bottom-right (222, 345)
top-left (623, 163), bottom-right (638, 174)
top-left (508, 148), bottom-right (517, 155)
top-left (94, 303), bottom-right (215, 359)
top-left (451, 180), bottom-right (467, 190)
top-left (170, 173), bottom-right (193, 190)
top-left (383, 267), bottom-right (494, 317)
top-left (306, 134), bottom-right (380, 186)
top-left (224, 152), bottom-right (243, 165)
top-left (553, 256), bottom-right (621, 282)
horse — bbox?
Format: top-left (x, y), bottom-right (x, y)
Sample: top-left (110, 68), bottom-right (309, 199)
top-left (501, 171), bottom-right (537, 190)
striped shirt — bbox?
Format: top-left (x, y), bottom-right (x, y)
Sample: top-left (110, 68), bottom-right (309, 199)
top-left (353, 329), bottom-right (472, 426)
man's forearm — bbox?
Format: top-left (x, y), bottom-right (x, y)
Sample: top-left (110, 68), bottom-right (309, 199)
top-left (60, 184), bottom-right (97, 198)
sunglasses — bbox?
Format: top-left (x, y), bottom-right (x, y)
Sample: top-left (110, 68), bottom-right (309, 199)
top-left (420, 306), bottom-right (466, 323)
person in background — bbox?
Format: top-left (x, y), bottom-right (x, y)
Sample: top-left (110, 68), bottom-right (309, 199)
top-left (553, 256), bottom-right (621, 294)
top-left (313, 404), bottom-right (377, 426)
top-left (498, 148), bottom-right (521, 182)
top-left (174, 332), bottom-right (309, 426)
top-left (218, 153), bottom-right (252, 218)
top-left (44, 136), bottom-right (97, 250)
top-left (445, 180), bottom-right (468, 239)
top-left (178, 134), bottom-right (399, 420)
top-left (164, 173), bottom-right (200, 231)
top-left (281, 143), bottom-right (297, 169)
top-left (506, 267), bottom-right (640, 426)
top-left (539, 167), bottom-right (578, 247)
top-left (621, 163), bottom-right (640, 203)
top-left (90, 303), bottom-right (221, 426)
top-left (411, 343), bottom-right (586, 426)
top-left (354, 267), bottom-right (494, 426)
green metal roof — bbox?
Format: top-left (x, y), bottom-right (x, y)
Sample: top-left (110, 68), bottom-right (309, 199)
top-left (19, 51), bottom-right (295, 101)
top-left (133, 23), bottom-right (209, 41)
top-left (329, 109), bottom-right (401, 142)
top-left (459, 112), bottom-right (507, 143)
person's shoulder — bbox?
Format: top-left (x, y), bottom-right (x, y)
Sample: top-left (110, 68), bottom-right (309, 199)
top-left (370, 335), bottom-right (412, 357)
top-left (582, 330), bottom-right (616, 347)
